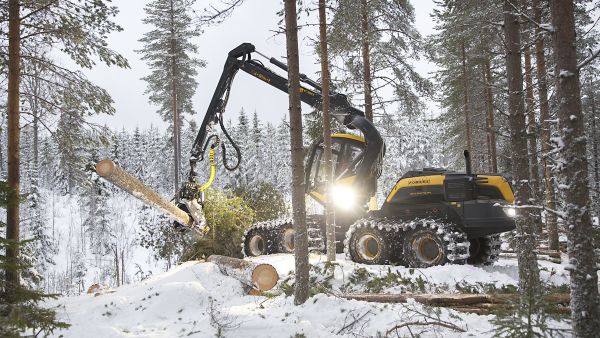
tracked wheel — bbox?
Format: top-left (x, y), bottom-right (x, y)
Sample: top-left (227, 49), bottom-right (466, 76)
top-left (467, 234), bottom-right (501, 265)
top-left (243, 227), bottom-right (273, 257)
top-left (277, 224), bottom-right (295, 253)
top-left (345, 219), bottom-right (396, 265)
top-left (402, 220), bottom-right (469, 268)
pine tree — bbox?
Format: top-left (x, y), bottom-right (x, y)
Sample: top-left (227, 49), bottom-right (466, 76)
top-left (283, 0), bottom-right (309, 305)
top-left (138, 0), bottom-right (205, 194)
top-left (503, 1), bottom-right (541, 329)
top-left (550, 0), bottom-right (600, 334)
top-left (327, 0), bottom-right (430, 119)
top-left (429, 0), bottom-right (505, 170)
top-left (532, 0), bottom-right (560, 250)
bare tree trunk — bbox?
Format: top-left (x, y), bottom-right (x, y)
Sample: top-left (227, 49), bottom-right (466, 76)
top-left (524, 45), bottom-right (541, 202)
top-left (589, 77), bottom-right (600, 205)
top-left (318, 0), bottom-right (335, 262)
top-left (114, 247), bottom-right (120, 287)
top-left (461, 42), bottom-right (473, 155)
top-left (121, 249), bottom-right (125, 286)
top-left (5, 0), bottom-right (21, 289)
top-left (503, 0), bottom-right (540, 313)
top-left (284, 0), bottom-right (309, 305)
top-left (484, 57), bottom-right (498, 173)
top-left (550, 1), bottom-right (600, 335)
top-left (360, 0), bottom-right (373, 122)
top-left (170, 0), bottom-right (180, 195)
top-left (0, 123), bottom-right (4, 177)
top-left (532, 0), bottom-right (559, 250)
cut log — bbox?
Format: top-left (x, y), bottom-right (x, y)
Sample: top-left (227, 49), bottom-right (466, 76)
top-left (96, 159), bottom-right (191, 227)
top-left (341, 293), bottom-right (492, 306)
top-left (340, 292), bottom-right (570, 306)
top-left (207, 255), bottom-right (279, 292)
top-left (499, 252), bottom-right (561, 264)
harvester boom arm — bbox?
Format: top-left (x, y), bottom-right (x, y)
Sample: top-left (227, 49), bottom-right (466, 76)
top-left (190, 43), bottom-right (383, 188)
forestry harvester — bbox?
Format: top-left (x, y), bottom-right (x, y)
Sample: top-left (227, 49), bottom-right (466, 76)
top-left (116, 43), bottom-right (517, 268)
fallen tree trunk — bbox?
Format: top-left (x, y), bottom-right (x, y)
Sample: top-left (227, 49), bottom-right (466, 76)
top-left (340, 292), bottom-right (570, 306)
top-left (96, 159), bottom-right (191, 226)
top-left (499, 252), bottom-right (561, 264)
top-left (207, 255), bottom-right (279, 292)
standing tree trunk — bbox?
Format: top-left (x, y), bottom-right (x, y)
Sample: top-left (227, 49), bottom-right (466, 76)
top-left (283, 0), bottom-right (309, 305)
top-left (549, 1), bottom-right (600, 335)
top-left (524, 45), bottom-right (541, 203)
top-left (503, 0), bottom-right (540, 317)
top-left (5, 0), bottom-right (21, 289)
top-left (588, 77), bottom-right (600, 207)
top-left (114, 247), bottom-right (120, 287)
top-left (484, 57), bottom-right (498, 172)
top-left (170, 0), bottom-right (180, 195)
top-left (532, 0), bottom-right (559, 250)
top-left (319, 0), bottom-right (335, 262)
top-left (360, 0), bottom-right (373, 122)
top-left (461, 42), bottom-right (473, 155)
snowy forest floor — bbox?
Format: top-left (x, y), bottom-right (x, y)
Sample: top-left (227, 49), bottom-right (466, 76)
top-left (46, 253), bottom-right (585, 338)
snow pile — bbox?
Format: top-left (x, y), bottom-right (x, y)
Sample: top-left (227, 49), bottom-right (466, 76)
top-left (48, 254), bottom-right (576, 337)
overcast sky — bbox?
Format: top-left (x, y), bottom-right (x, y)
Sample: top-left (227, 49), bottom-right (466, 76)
top-left (83, 0), bottom-right (439, 131)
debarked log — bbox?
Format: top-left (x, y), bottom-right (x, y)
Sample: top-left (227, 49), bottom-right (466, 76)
top-left (96, 159), bottom-right (192, 226)
top-left (207, 255), bottom-right (279, 292)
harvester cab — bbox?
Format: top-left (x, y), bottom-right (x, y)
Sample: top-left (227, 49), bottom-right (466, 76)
top-left (304, 133), bottom-right (381, 213)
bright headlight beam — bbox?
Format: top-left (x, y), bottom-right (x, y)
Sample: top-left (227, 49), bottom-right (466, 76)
top-left (504, 207), bottom-right (516, 217)
top-left (330, 185), bottom-right (357, 210)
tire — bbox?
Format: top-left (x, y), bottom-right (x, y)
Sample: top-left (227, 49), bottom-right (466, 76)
top-left (402, 221), bottom-right (469, 268)
top-left (467, 234), bottom-right (501, 265)
top-left (276, 224), bottom-right (295, 253)
top-left (345, 220), bottom-right (395, 264)
top-left (243, 227), bottom-right (275, 257)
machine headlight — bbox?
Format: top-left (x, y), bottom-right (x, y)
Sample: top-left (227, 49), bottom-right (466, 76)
top-left (330, 185), bottom-right (357, 210)
top-left (504, 206), bottom-right (517, 218)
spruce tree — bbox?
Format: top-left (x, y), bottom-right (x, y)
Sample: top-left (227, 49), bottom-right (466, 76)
top-left (138, 0), bottom-right (205, 195)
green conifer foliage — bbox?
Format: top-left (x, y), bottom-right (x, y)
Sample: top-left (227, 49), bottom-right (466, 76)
top-left (0, 181), bottom-right (69, 336)
top-left (138, 0), bottom-right (205, 192)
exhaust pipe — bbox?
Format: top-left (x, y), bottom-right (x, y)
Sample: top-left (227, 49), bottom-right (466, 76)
top-left (464, 150), bottom-right (472, 175)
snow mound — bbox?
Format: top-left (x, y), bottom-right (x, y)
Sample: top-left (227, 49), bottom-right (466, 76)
top-left (49, 255), bottom-right (573, 337)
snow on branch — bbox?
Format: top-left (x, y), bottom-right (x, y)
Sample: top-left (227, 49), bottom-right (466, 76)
top-left (505, 1), bottom-right (555, 33)
top-left (578, 48), bottom-right (600, 70)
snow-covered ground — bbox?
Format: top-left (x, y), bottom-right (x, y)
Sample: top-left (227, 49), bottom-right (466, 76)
top-left (47, 253), bottom-right (577, 337)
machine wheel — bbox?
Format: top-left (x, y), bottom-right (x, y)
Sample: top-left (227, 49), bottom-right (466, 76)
top-left (467, 234), bottom-right (501, 265)
top-left (344, 219), bottom-right (396, 265)
top-left (243, 227), bottom-right (273, 257)
top-left (402, 220), bottom-right (470, 268)
top-left (277, 224), bottom-right (295, 253)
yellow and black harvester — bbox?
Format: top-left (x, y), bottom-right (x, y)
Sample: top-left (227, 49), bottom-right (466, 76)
top-left (180, 43), bottom-right (516, 268)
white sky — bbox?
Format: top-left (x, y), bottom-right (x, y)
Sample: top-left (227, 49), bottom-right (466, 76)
top-left (84, 0), bottom-right (439, 130)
